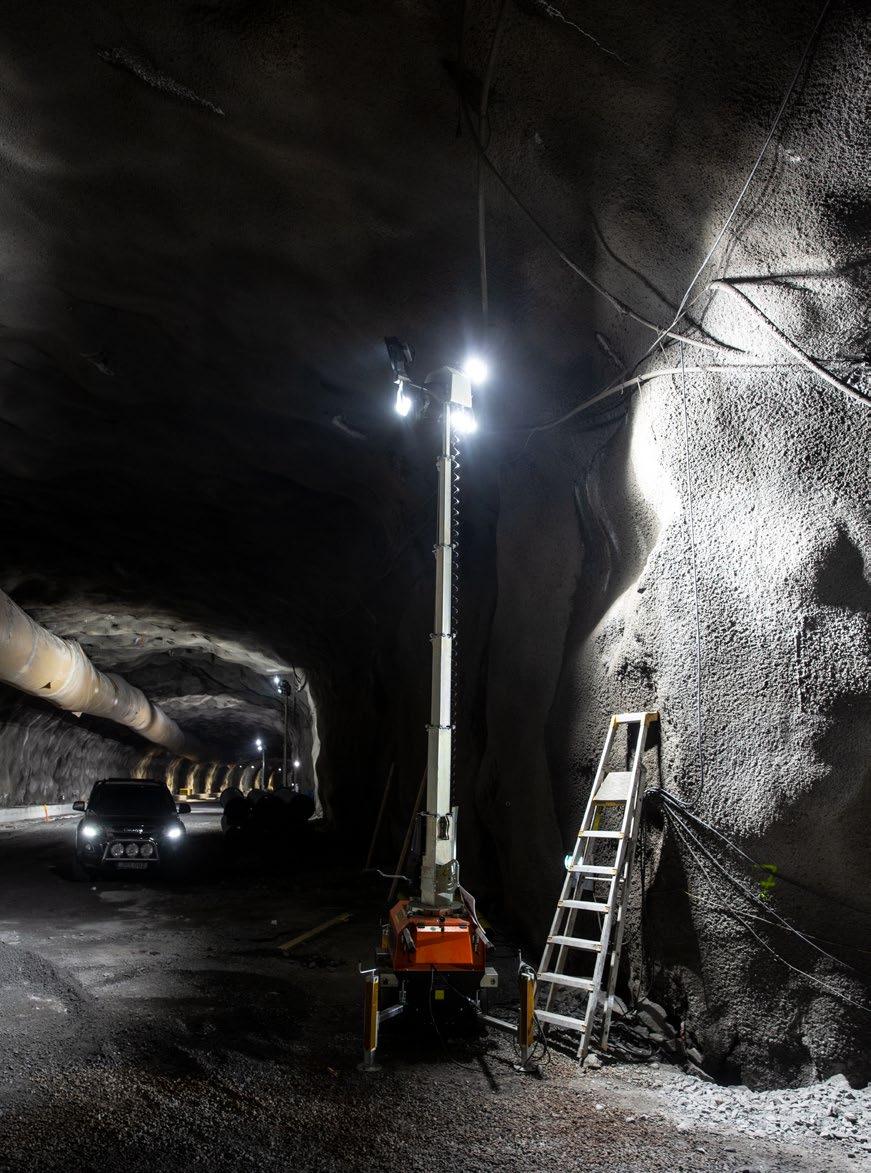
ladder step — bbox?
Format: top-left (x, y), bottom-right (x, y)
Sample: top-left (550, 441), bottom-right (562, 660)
top-left (568, 864), bottom-right (618, 876)
top-left (536, 1009), bottom-right (587, 1032)
top-left (559, 899), bottom-right (612, 913)
top-left (579, 830), bottom-right (624, 839)
top-left (548, 935), bottom-right (601, 951)
top-left (538, 972), bottom-right (595, 992)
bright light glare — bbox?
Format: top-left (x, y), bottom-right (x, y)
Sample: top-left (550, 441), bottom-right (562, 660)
top-left (293, 759), bottom-right (301, 769)
top-left (166, 826), bottom-right (183, 840)
top-left (81, 824), bottom-right (100, 839)
top-left (452, 407), bottom-right (478, 434)
top-left (462, 355), bottom-right (489, 385)
top-left (273, 675), bottom-right (280, 686)
top-left (394, 382), bottom-right (412, 417)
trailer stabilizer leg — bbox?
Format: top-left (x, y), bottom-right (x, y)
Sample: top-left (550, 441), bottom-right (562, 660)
top-left (359, 968), bottom-right (381, 1072)
top-left (515, 964), bottom-right (539, 1073)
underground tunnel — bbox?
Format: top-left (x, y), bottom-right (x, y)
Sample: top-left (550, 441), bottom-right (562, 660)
top-left (0, 1), bottom-right (869, 1170)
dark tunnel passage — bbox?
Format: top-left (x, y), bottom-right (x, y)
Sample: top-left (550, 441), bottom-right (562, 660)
top-left (0, 0), bottom-right (869, 1169)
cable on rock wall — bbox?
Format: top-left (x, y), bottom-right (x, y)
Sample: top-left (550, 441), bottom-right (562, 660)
top-left (462, 99), bottom-right (729, 356)
top-left (641, 788), bottom-right (871, 1016)
top-left (493, 0), bottom-right (867, 442)
top-left (661, 802), bottom-right (870, 1016)
top-left (662, 0), bottom-right (835, 342)
top-left (710, 280), bottom-right (871, 406)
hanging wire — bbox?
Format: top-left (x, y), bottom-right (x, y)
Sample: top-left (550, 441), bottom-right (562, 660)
top-left (711, 279), bottom-right (871, 406)
top-left (664, 808), bottom-right (870, 1016)
top-left (512, 0), bottom-right (861, 443)
top-left (597, 0), bottom-right (836, 394)
top-left (660, 797), bottom-right (863, 975)
top-left (665, 0), bottom-right (834, 340)
top-left (461, 98), bottom-right (729, 356)
top-left (477, 0), bottom-right (510, 338)
top-left (683, 889), bottom-right (871, 956)
top-left (427, 967), bottom-right (487, 1070)
top-left (650, 787), bottom-right (871, 917)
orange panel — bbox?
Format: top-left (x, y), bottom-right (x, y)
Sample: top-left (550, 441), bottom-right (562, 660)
top-left (387, 898), bottom-right (487, 974)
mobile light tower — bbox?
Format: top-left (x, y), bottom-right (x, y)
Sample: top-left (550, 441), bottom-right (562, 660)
top-left (360, 339), bottom-right (496, 1069)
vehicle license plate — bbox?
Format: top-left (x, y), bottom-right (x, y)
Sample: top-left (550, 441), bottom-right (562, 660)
top-left (117, 861), bottom-right (148, 870)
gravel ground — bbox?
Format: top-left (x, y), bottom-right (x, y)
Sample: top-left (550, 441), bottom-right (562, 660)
top-left (665, 1066), bottom-right (869, 1157)
top-left (0, 815), bottom-right (866, 1172)
top-left (583, 1061), bottom-right (871, 1166)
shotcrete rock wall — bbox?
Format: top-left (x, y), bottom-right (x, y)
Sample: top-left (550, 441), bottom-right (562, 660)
top-left (0, 690), bottom-right (139, 806)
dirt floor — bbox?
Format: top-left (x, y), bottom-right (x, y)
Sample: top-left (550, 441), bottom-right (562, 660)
top-left (0, 810), bottom-right (864, 1173)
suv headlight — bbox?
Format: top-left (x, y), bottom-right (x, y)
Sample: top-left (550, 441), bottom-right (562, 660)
top-left (81, 823), bottom-right (101, 840)
top-left (165, 826), bottom-right (183, 840)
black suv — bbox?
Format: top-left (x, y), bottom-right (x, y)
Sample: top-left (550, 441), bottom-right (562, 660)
top-left (73, 778), bottom-right (191, 877)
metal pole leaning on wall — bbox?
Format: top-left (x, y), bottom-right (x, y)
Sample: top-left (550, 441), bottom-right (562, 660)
top-left (0, 588), bottom-right (204, 760)
top-left (387, 768), bottom-right (426, 905)
top-left (364, 763), bottom-right (395, 872)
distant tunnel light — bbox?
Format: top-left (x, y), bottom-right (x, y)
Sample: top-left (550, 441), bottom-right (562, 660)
top-left (462, 355), bottom-right (489, 385)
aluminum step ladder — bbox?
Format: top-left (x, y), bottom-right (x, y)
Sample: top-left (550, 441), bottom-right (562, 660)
top-left (535, 710), bottom-right (659, 1058)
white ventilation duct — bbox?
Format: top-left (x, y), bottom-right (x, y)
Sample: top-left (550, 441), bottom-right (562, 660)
top-left (0, 588), bottom-right (204, 760)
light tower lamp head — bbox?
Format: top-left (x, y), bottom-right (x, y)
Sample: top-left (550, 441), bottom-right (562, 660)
top-left (385, 336), bottom-right (418, 418)
top-left (384, 336), bottom-right (414, 379)
top-left (462, 354), bottom-right (489, 385)
top-left (423, 366), bottom-right (476, 434)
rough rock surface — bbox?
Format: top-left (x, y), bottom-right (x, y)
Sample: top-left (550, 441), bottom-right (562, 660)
top-left (0, 690), bottom-right (139, 806)
top-left (0, 0), bottom-right (867, 1085)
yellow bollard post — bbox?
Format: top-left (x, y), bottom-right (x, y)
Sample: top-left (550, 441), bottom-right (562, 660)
top-left (359, 969), bottom-right (381, 1072)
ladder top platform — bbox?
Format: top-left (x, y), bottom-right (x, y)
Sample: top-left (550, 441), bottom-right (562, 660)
top-left (594, 769), bottom-right (645, 804)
